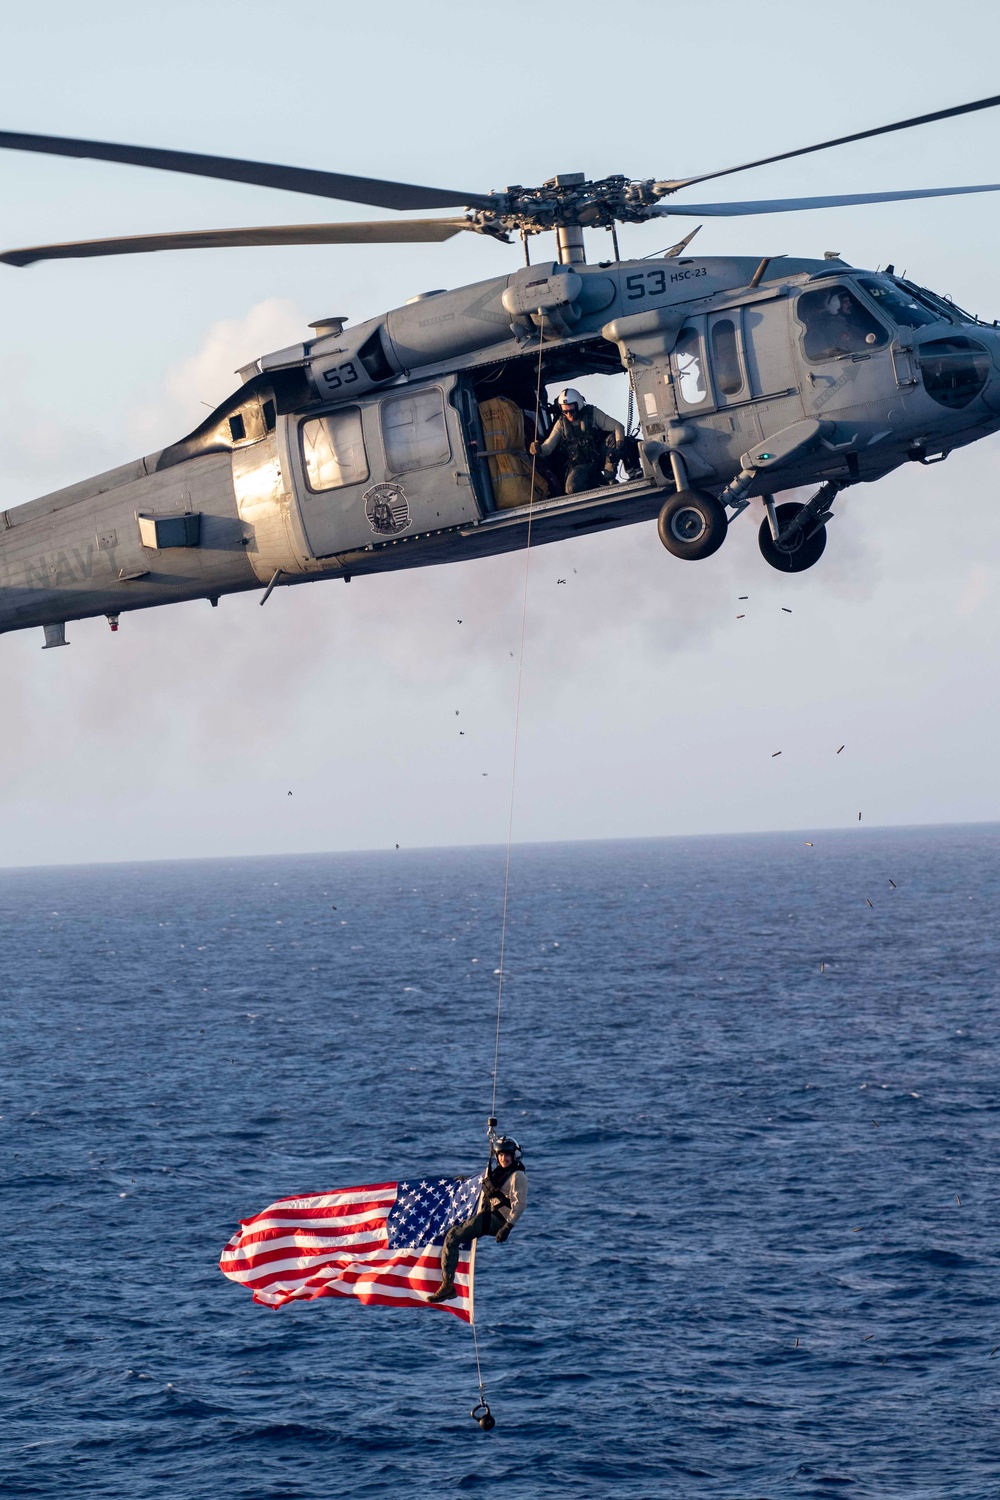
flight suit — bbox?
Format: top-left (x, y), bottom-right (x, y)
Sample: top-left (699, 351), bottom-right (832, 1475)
top-left (438, 1160), bottom-right (528, 1284)
top-left (537, 404), bottom-right (625, 493)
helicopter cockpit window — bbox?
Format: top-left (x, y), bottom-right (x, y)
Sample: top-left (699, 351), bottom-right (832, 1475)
top-left (381, 388), bottom-right (451, 473)
top-left (674, 328), bottom-right (709, 405)
top-left (798, 286), bottom-right (889, 360)
top-left (916, 337), bottom-right (991, 409)
top-left (710, 319), bottom-right (743, 395)
top-left (301, 408), bottom-right (369, 491)
top-left (857, 280), bottom-right (937, 329)
top-left (901, 281), bottom-right (977, 326)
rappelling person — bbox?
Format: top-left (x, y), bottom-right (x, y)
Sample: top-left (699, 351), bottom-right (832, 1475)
top-left (427, 1136), bottom-right (527, 1302)
top-left (530, 388), bottom-right (625, 494)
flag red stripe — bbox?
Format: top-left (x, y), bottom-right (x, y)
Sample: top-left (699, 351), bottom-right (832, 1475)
top-left (239, 1199), bottom-right (395, 1227)
top-left (232, 1219), bottom-right (389, 1243)
top-left (256, 1282), bottom-right (472, 1321)
top-left (236, 1249), bottom-right (460, 1292)
top-left (221, 1233), bottom-right (388, 1269)
top-left (239, 1182), bottom-right (395, 1218)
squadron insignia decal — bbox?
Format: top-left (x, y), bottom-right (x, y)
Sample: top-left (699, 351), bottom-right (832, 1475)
top-left (364, 482), bottom-right (410, 536)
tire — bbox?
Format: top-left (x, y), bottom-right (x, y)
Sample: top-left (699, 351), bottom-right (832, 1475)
top-left (657, 489), bottom-right (728, 560)
top-left (758, 501), bottom-right (827, 573)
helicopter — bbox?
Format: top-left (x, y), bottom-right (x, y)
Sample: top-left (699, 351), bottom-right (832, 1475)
top-left (2, 95), bottom-right (1000, 649)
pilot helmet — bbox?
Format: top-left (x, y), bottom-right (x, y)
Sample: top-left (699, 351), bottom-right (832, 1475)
top-left (494, 1136), bottom-right (521, 1157)
top-left (556, 387), bottom-right (585, 413)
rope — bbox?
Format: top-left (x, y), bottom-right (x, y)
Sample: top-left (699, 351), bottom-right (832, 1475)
top-left (471, 326), bottom-right (545, 1432)
top-left (489, 325), bottom-right (546, 1121)
top-left (472, 1314), bottom-right (487, 1403)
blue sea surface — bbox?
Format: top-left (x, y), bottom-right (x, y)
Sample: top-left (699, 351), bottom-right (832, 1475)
top-left (1, 826), bottom-right (998, 1499)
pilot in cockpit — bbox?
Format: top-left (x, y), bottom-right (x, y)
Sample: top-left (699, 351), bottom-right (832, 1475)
top-left (804, 288), bottom-right (882, 360)
top-left (824, 291), bottom-right (867, 350)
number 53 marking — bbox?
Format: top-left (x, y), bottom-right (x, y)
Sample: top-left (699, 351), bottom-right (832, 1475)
top-left (625, 269), bottom-right (667, 300)
top-left (322, 361), bottom-right (359, 389)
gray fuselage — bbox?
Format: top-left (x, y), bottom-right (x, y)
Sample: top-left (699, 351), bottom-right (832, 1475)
top-left (3, 254), bottom-right (998, 640)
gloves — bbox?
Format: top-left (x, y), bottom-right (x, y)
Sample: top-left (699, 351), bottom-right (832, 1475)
top-left (495, 1222), bottom-right (511, 1244)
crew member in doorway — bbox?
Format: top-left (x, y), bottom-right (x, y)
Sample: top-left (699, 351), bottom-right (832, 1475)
top-left (530, 388), bottom-right (625, 493)
top-left (427, 1137), bottom-right (527, 1302)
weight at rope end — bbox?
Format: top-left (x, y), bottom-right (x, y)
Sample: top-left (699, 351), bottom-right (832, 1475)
top-left (471, 1401), bottom-right (496, 1431)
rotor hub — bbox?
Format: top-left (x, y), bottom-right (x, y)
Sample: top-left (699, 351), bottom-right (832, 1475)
top-left (467, 172), bottom-right (671, 240)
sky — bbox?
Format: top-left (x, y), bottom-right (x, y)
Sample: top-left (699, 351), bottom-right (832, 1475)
top-left (1, 0), bottom-right (1000, 866)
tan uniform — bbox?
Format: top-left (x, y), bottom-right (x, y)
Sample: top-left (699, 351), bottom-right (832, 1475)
top-left (489, 1168), bottom-right (527, 1227)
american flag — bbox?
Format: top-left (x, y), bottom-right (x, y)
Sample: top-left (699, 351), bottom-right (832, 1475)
top-left (219, 1173), bottom-right (484, 1323)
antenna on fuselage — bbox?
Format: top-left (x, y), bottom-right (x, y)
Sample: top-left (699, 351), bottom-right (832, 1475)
top-left (659, 225), bottom-right (703, 259)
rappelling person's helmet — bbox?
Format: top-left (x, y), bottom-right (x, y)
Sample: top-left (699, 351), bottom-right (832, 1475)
top-left (556, 388), bottom-right (585, 413)
top-left (494, 1136), bottom-right (522, 1163)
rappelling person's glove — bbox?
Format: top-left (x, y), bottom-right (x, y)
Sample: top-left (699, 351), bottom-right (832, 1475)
top-left (495, 1222), bottom-right (512, 1244)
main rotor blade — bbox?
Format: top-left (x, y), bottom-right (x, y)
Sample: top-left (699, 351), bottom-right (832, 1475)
top-left (0, 129), bottom-right (493, 211)
top-left (662, 93), bottom-right (1000, 194)
top-left (654, 182), bottom-right (1000, 217)
top-left (0, 218), bottom-right (474, 267)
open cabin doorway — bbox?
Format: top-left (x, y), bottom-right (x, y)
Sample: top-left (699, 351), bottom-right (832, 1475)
top-left (467, 339), bottom-right (637, 513)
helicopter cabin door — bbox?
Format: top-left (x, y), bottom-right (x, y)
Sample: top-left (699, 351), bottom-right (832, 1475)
top-left (291, 375), bottom-right (479, 559)
top-left (740, 292), bottom-right (805, 437)
top-left (666, 314), bottom-right (773, 477)
top-left (701, 309), bottom-right (766, 459)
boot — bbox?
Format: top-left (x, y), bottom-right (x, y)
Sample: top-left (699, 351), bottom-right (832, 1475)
top-left (426, 1279), bottom-right (457, 1303)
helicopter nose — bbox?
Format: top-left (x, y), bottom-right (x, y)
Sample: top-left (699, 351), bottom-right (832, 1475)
top-left (980, 326), bottom-right (1000, 414)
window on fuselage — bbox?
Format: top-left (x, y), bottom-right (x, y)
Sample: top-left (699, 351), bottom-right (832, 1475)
top-left (226, 400), bottom-right (268, 446)
top-left (301, 408), bottom-right (369, 491)
top-left (710, 319), bottom-right (743, 395)
top-left (858, 279), bottom-right (938, 329)
top-left (674, 328), bottom-right (710, 406)
top-left (797, 286), bottom-right (888, 360)
top-left (916, 337), bottom-right (991, 409)
top-left (381, 388), bottom-right (451, 473)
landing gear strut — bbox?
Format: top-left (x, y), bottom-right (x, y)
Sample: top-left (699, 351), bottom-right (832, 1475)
top-left (757, 481), bottom-right (841, 573)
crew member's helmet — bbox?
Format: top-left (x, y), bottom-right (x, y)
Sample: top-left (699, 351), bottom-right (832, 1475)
top-left (556, 388), bottom-right (585, 412)
top-left (495, 1136), bottom-right (521, 1157)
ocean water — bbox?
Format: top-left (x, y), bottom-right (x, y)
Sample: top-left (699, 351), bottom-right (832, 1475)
top-left (2, 826), bottom-right (998, 1499)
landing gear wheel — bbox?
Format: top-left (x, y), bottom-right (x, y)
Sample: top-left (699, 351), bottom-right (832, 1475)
top-left (758, 501), bottom-right (828, 573)
top-left (657, 489), bottom-right (728, 560)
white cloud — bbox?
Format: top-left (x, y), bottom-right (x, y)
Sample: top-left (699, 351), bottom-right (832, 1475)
top-left (127, 297), bottom-right (307, 454)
